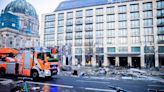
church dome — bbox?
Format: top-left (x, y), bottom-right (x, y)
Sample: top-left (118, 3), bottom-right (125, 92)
top-left (4, 0), bottom-right (38, 19)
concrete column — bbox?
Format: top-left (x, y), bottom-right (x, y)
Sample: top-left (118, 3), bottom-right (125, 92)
top-left (141, 54), bottom-right (145, 68)
top-left (92, 55), bottom-right (96, 67)
top-left (63, 55), bottom-right (66, 66)
top-left (115, 57), bottom-right (119, 66)
top-left (103, 54), bottom-right (109, 67)
top-left (82, 54), bottom-right (85, 66)
top-left (128, 57), bottom-right (132, 67)
top-left (92, 47), bottom-right (96, 67)
top-left (72, 55), bottom-right (76, 66)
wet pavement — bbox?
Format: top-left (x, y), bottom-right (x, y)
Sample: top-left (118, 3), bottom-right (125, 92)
top-left (0, 72), bottom-right (164, 92)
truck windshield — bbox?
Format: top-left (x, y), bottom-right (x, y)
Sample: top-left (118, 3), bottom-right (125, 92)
top-left (46, 52), bottom-right (58, 62)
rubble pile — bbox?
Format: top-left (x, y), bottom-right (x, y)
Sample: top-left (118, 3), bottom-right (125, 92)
top-left (59, 66), bottom-right (164, 82)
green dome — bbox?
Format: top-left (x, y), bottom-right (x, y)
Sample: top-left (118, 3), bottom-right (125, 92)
top-left (4, 0), bottom-right (38, 19)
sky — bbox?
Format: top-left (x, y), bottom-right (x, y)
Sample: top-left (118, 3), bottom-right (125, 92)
top-left (0, 0), bottom-right (65, 19)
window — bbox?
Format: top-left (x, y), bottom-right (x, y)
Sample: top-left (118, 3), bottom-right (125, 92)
top-left (96, 38), bottom-right (103, 45)
top-left (96, 16), bottom-right (103, 23)
top-left (58, 13), bottom-right (64, 20)
top-left (131, 47), bottom-right (140, 52)
top-left (75, 25), bottom-right (83, 31)
top-left (144, 28), bottom-right (153, 35)
top-left (57, 27), bottom-right (64, 33)
top-left (66, 40), bottom-right (72, 45)
top-left (45, 14), bottom-right (55, 21)
top-left (144, 46), bottom-right (154, 53)
top-left (85, 48), bottom-right (93, 54)
top-left (107, 30), bottom-right (115, 37)
top-left (107, 14), bottom-right (115, 22)
top-left (66, 26), bottom-right (73, 32)
top-left (86, 9), bottom-right (93, 16)
top-left (107, 22), bottom-right (115, 29)
top-left (76, 18), bottom-right (83, 24)
top-left (157, 10), bottom-right (164, 17)
top-left (75, 48), bottom-right (82, 55)
top-left (107, 37), bottom-right (115, 44)
top-left (131, 12), bottom-right (139, 20)
top-left (144, 19), bottom-right (153, 27)
top-left (106, 7), bottom-right (115, 14)
top-left (96, 23), bottom-right (103, 30)
top-left (66, 19), bottom-right (73, 26)
top-left (107, 47), bottom-right (116, 52)
top-left (157, 18), bottom-right (164, 25)
top-left (85, 39), bottom-right (93, 46)
top-left (66, 33), bottom-right (73, 40)
top-left (44, 28), bottom-right (54, 34)
top-left (44, 34), bottom-right (54, 40)
top-left (131, 20), bottom-right (140, 28)
top-left (144, 36), bottom-right (154, 43)
top-left (119, 21), bottom-right (127, 29)
top-left (85, 31), bottom-right (93, 39)
top-left (158, 46), bottom-right (164, 53)
top-left (158, 27), bottom-right (164, 34)
top-left (157, 1), bottom-right (164, 9)
top-left (96, 48), bottom-right (104, 53)
top-left (85, 24), bottom-right (93, 31)
top-left (118, 29), bottom-right (127, 36)
top-left (96, 30), bottom-right (104, 38)
top-left (158, 35), bottom-right (164, 43)
top-left (58, 20), bottom-right (64, 27)
top-left (96, 8), bottom-right (103, 15)
top-left (75, 32), bottom-right (82, 39)
top-left (67, 12), bottom-right (73, 19)
top-left (119, 47), bottom-right (128, 52)
top-left (131, 37), bottom-right (140, 44)
top-left (131, 28), bottom-right (140, 36)
top-left (45, 21), bottom-right (55, 28)
top-left (118, 5), bottom-right (127, 13)
top-left (85, 17), bottom-right (93, 24)
top-left (57, 33), bottom-right (64, 40)
top-left (119, 14), bottom-right (127, 21)
top-left (143, 2), bottom-right (152, 10)
top-left (75, 39), bottom-right (82, 46)
top-left (143, 11), bottom-right (153, 18)
top-left (130, 4), bottom-right (139, 11)
top-left (76, 10), bottom-right (83, 18)
top-left (118, 37), bottom-right (127, 44)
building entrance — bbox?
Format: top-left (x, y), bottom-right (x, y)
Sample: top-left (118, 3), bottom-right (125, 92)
top-left (159, 55), bottom-right (164, 67)
top-left (119, 57), bottom-right (128, 67)
top-left (108, 57), bottom-right (115, 66)
top-left (132, 57), bottom-right (141, 68)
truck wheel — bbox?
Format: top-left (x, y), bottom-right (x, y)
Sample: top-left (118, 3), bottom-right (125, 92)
top-left (31, 70), bottom-right (38, 80)
top-left (0, 68), bottom-right (5, 77)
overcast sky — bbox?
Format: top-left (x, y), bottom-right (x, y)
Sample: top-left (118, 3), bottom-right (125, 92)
top-left (0, 0), bottom-right (65, 19)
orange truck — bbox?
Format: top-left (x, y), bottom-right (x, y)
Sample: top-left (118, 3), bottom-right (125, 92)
top-left (0, 48), bottom-right (61, 79)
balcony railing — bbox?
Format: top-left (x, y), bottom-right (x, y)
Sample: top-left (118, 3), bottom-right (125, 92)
top-left (157, 13), bottom-right (164, 18)
top-left (157, 22), bottom-right (164, 27)
top-left (158, 40), bottom-right (164, 44)
top-left (158, 31), bottom-right (164, 35)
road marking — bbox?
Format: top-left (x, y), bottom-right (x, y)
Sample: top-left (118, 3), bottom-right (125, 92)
top-left (85, 88), bottom-right (116, 92)
top-left (26, 81), bottom-right (74, 88)
top-left (148, 85), bottom-right (164, 88)
top-left (76, 80), bottom-right (110, 84)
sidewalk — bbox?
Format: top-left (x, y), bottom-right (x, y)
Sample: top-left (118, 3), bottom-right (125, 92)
top-left (59, 66), bottom-right (164, 83)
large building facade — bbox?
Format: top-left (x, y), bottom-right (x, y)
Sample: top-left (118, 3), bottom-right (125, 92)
top-left (41, 0), bottom-right (164, 68)
top-left (0, 0), bottom-right (40, 48)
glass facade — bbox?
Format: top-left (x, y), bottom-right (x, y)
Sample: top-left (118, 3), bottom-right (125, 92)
top-left (107, 47), bottom-right (116, 52)
top-left (131, 47), bottom-right (140, 52)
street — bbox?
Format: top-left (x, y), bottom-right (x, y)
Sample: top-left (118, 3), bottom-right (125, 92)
top-left (1, 75), bottom-right (164, 92)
